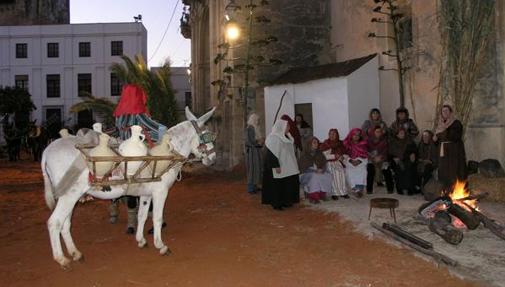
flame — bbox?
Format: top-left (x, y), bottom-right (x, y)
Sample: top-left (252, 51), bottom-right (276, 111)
top-left (448, 180), bottom-right (479, 211)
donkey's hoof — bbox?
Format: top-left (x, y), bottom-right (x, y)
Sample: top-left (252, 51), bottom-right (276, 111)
top-left (56, 256), bottom-right (72, 270)
top-left (137, 238), bottom-right (147, 248)
top-left (160, 245), bottom-right (172, 256)
top-left (72, 251), bottom-right (84, 262)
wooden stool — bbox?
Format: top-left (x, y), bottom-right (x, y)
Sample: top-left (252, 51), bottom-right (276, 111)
top-left (368, 198), bottom-right (399, 223)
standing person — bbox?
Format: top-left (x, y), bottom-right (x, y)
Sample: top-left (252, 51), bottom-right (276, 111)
top-left (418, 130), bottom-right (438, 187)
top-left (320, 129), bottom-right (349, 200)
top-left (299, 137), bottom-right (332, 204)
top-left (281, 114), bottom-right (303, 155)
top-left (343, 128), bottom-right (368, 197)
top-left (245, 113), bottom-right (264, 194)
top-left (295, 113), bottom-right (313, 145)
top-left (366, 126), bottom-right (393, 194)
top-left (262, 118), bottom-right (300, 210)
top-left (390, 107), bottom-right (419, 140)
top-left (362, 108), bottom-right (388, 137)
top-left (434, 104), bottom-right (467, 188)
top-left (388, 129), bottom-right (418, 195)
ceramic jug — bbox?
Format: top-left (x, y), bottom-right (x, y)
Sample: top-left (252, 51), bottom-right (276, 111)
top-left (119, 125), bottom-right (148, 176)
top-left (88, 133), bottom-right (115, 178)
top-left (149, 133), bottom-right (174, 176)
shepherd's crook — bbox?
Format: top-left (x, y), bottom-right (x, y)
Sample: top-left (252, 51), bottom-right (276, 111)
top-left (273, 90), bottom-right (288, 125)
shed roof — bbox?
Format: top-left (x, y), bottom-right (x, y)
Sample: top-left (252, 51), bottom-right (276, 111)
top-left (270, 53), bottom-right (377, 86)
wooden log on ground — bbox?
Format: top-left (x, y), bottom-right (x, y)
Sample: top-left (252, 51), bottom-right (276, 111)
top-left (429, 211), bottom-right (464, 245)
top-left (382, 223), bottom-right (433, 250)
top-left (462, 202), bottom-right (505, 241)
top-left (448, 203), bottom-right (481, 230)
top-left (371, 222), bottom-right (458, 267)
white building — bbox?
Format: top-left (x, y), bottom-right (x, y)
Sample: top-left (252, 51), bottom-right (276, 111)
top-left (151, 66), bottom-right (191, 120)
top-left (264, 54), bottom-right (379, 139)
top-left (0, 22), bottom-right (147, 129)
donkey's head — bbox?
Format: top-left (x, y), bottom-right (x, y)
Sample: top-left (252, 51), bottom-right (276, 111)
top-left (166, 107), bottom-right (217, 166)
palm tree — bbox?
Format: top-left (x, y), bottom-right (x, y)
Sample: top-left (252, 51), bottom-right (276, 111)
top-left (69, 96), bottom-right (116, 127)
top-left (111, 55), bottom-right (178, 127)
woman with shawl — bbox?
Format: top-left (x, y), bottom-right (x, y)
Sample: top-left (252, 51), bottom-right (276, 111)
top-left (320, 129), bottom-right (349, 200)
top-left (299, 137), bottom-right (332, 204)
top-left (366, 126), bottom-right (393, 194)
top-left (361, 108), bottom-right (387, 137)
top-left (262, 118), bottom-right (300, 210)
top-left (418, 130), bottom-right (438, 187)
top-left (343, 128), bottom-right (368, 197)
top-left (434, 105), bottom-right (467, 188)
top-left (295, 113), bottom-right (313, 145)
top-left (388, 129), bottom-right (418, 195)
top-left (389, 107), bottom-right (419, 141)
top-left (245, 113), bottom-right (264, 194)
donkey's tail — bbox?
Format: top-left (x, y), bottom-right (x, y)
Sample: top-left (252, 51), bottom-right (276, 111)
top-left (41, 151), bottom-right (56, 210)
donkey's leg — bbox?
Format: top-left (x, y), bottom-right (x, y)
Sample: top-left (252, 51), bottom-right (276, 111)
top-left (47, 191), bottom-right (82, 268)
top-left (135, 196), bottom-right (151, 248)
top-left (61, 209), bottom-right (83, 262)
top-left (152, 190), bottom-right (170, 255)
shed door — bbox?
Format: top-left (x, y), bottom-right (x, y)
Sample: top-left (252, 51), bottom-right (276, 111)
top-left (295, 103), bottom-right (313, 128)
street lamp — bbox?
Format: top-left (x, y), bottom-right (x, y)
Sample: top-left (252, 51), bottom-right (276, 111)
top-left (225, 20), bottom-right (241, 41)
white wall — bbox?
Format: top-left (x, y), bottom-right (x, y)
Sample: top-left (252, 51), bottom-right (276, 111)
top-left (347, 55), bottom-right (380, 131)
top-left (0, 22), bottom-right (147, 126)
top-left (264, 77), bottom-right (349, 140)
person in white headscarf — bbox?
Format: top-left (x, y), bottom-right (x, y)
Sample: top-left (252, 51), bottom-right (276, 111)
top-left (262, 118), bottom-right (300, 210)
top-left (245, 113), bottom-right (264, 194)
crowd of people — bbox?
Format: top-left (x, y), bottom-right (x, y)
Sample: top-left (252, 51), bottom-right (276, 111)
top-left (245, 105), bottom-right (468, 211)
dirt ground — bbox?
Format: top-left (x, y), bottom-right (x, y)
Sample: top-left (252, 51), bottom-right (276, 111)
top-left (0, 160), bottom-right (482, 287)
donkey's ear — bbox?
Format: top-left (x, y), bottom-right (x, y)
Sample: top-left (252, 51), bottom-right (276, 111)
top-left (197, 107), bottom-right (216, 127)
top-left (185, 106), bottom-right (197, 121)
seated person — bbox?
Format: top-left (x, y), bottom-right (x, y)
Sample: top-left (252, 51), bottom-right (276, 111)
top-left (418, 130), bottom-right (438, 187)
top-left (366, 126), bottom-right (394, 194)
top-left (388, 129), bottom-right (419, 195)
top-left (299, 137), bottom-right (332, 204)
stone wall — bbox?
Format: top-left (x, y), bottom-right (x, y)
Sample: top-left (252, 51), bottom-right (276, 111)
top-left (0, 0), bottom-right (69, 25)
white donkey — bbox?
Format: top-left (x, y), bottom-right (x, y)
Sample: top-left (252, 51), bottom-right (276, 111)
top-left (42, 107), bottom-right (216, 269)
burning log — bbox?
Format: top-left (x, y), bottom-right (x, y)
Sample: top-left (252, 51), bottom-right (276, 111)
top-left (447, 204), bottom-right (481, 230)
top-left (462, 202), bottom-right (505, 241)
top-left (382, 223), bottom-right (433, 250)
top-left (371, 222), bottom-right (458, 266)
top-left (428, 211), bottom-right (464, 245)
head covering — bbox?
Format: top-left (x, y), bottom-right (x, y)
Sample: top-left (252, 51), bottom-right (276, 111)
top-left (265, 119), bottom-right (291, 158)
top-left (435, 105), bottom-right (456, 135)
top-left (369, 108), bottom-right (382, 120)
top-left (281, 114), bottom-right (302, 151)
top-left (344, 128), bottom-right (368, 159)
top-left (295, 113), bottom-right (310, 128)
top-left (113, 84), bottom-right (149, 117)
top-left (320, 128), bottom-right (345, 156)
top-left (247, 113), bottom-right (262, 140)
top-left (395, 107), bottom-right (409, 122)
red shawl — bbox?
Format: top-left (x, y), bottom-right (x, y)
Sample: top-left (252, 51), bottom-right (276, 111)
top-left (367, 133), bottom-right (388, 158)
top-left (320, 129), bottom-right (345, 156)
top-left (113, 84), bottom-right (149, 117)
top-left (344, 128), bottom-right (368, 159)
top-left (281, 114), bottom-right (302, 151)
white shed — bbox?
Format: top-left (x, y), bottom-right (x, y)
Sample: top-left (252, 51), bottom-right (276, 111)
top-left (264, 54), bottom-right (380, 140)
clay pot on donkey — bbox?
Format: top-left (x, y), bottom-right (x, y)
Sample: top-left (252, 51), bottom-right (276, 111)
top-left (149, 133), bottom-right (174, 176)
top-left (88, 132), bottom-right (115, 178)
top-left (119, 125), bottom-right (148, 176)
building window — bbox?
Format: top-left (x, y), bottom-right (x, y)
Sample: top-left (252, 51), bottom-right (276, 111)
top-left (16, 43), bottom-right (27, 58)
top-left (398, 17), bottom-right (413, 50)
top-left (185, 91), bottom-right (192, 109)
top-left (15, 75), bottom-right (29, 90)
top-left (79, 42), bottom-right (91, 57)
top-left (47, 42), bottom-right (59, 58)
top-left (78, 73), bottom-right (92, 97)
top-left (110, 73), bottom-right (122, 96)
top-left (111, 41), bottom-right (123, 56)
top-left (44, 106), bottom-right (63, 138)
top-left (46, 74), bottom-right (61, 98)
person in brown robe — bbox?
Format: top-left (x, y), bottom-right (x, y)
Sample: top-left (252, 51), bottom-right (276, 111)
top-left (434, 104), bottom-right (467, 189)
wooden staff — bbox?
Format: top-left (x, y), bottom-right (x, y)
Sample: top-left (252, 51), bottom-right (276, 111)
top-left (273, 90), bottom-right (288, 125)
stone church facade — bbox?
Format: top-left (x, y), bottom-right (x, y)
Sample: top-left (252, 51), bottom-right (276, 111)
top-left (184, 0), bottom-right (505, 169)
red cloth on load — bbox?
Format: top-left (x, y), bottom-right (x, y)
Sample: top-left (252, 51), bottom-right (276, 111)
top-left (113, 84), bottom-right (149, 117)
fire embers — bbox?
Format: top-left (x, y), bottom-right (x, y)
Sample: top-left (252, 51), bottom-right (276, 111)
top-left (419, 180), bottom-right (485, 245)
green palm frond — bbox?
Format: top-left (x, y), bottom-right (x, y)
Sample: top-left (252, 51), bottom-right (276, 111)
top-left (70, 96), bottom-right (116, 126)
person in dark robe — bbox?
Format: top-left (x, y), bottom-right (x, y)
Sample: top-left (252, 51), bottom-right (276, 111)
top-left (262, 118), bottom-right (300, 210)
top-left (389, 107), bottom-right (419, 141)
top-left (245, 113), bottom-right (264, 194)
top-left (366, 126), bottom-right (394, 194)
top-left (299, 137), bottom-right (332, 204)
top-left (433, 104), bottom-right (467, 189)
top-left (361, 108), bottom-right (388, 138)
top-left (418, 130), bottom-right (438, 187)
top-left (295, 113), bottom-right (313, 145)
top-left (388, 129), bottom-right (418, 195)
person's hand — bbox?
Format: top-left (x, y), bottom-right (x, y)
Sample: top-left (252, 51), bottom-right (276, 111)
top-left (432, 135), bottom-right (438, 142)
top-left (275, 168), bottom-right (281, 174)
top-left (409, 153), bottom-right (416, 162)
top-left (393, 157), bottom-right (400, 164)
